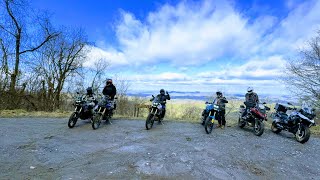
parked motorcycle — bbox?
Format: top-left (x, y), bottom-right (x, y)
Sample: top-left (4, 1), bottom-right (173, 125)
top-left (271, 102), bottom-right (316, 143)
top-left (200, 101), bottom-right (213, 125)
top-left (92, 95), bottom-right (114, 130)
top-left (238, 102), bottom-right (270, 136)
top-left (145, 95), bottom-right (163, 130)
top-left (201, 102), bottom-right (220, 134)
top-left (68, 92), bottom-right (95, 128)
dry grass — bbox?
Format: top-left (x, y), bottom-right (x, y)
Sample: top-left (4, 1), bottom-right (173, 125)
top-left (0, 109), bottom-right (70, 118)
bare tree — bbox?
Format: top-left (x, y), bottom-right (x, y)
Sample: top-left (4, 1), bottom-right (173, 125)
top-left (88, 58), bottom-right (109, 91)
top-left (34, 28), bottom-right (88, 110)
top-left (111, 74), bottom-right (131, 115)
top-left (0, 0), bottom-right (59, 93)
top-left (0, 37), bottom-right (10, 90)
top-left (285, 31), bottom-right (320, 107)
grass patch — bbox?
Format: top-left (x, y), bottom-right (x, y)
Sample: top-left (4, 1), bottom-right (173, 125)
top-left (0, 109), bottom-right (70, 118)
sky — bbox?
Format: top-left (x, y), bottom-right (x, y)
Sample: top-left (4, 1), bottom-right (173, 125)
top-left (32, 0), bottom-right (320, 95)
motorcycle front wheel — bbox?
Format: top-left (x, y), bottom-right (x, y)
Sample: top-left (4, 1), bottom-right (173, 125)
top-left (92, 113), bottom-right (102, 130)
top-left (146, 114), bottom-right (154, 130)
top-left (68, 112), bottom-right (78, 128)
top-left (238, 116), bottom-right (245, 128)
top-left (271, 121), bottom-right (282, 134)
top-left (295, 124), bottom-right (310, 143)
top-left (205, 116), bottom-right (214, 134)
top-left (253, 119), bottom-right (264, 136)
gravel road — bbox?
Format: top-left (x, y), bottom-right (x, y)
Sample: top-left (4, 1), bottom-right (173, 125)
top-left (0, 118), bottom-right (319, 179)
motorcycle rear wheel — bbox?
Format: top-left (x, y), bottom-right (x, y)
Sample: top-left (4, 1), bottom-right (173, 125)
top-left (254, 119), bottom-right (264, 136)
top-left (146, 114), bottom-right (154, 130)
top-left (295, 124), bottom-right (310, 143)
top-left (92, 114), bottom-right (102, 130)
top-left (271, 121), bottom-right (282, 134)
top-left (68, 112), bottom-right (78, 128)
top-left (205, 116), bottom-right (214, 134)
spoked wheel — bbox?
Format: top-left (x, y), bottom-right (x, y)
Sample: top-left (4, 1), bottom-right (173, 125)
top-left (92, 114), bottom-right (102, 130)
top-left (295, 124), bottom-right (310, 143)
top-left (205, 116), bottom-right (214, 134)
top-left (146, 114), bottom-right (154, 130)
top-left (271, 121), bottom-right (282, 134)
top-left (253, 119), bottom-right (264, 136)
top-left (68, 112), bottom-right (78, 128)
top-left (238, 117), bottom-right (245, 128)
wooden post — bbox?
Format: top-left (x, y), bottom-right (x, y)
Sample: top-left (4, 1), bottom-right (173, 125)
top-left (134, 104), bottom-right (151, 117)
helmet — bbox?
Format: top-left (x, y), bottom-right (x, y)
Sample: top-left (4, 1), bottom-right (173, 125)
top-left (216, 91), bottom-right (222, 97)
top-left (106, 79), bottom-right (112, 85)
top-left (160, 89), bottom-right (165, 95)
top-left (247, 87), bottom-right (253, 94)
top-left (86, 87), bottom-right (93, 95)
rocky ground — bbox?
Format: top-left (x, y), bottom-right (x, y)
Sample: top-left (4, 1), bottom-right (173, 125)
top-left (0, 118), bottom-right (319, 179)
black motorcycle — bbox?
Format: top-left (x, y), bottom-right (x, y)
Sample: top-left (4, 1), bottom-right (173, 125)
top-left (146, 95), bottom-right (164, 130)
top-left (271, 102), bottom-right (316, 143)
top-left (238, 102), bottom-right (270, 136)
top-left (68, 92), bottom-right (95, 128)
top-left (92, 95), bottom-right (114, 130)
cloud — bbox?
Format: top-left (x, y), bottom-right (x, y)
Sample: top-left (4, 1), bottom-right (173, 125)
top-left (127, 72), bottom-right (190, 82)
top-left (197, 55), bottom-right (287, 85)
top-left (125, 55), bottom-right (286, 87)
top-left (81, 0), bottom-right (320, 95)
top-left (262, 0), bottom-right (320, 55)
top-left (83, 0), bottom-right (320, 69)
top-left (84, 46), bottom-right (128, 68)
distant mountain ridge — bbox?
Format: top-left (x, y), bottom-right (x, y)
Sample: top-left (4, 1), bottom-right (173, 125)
top-left (126, 90), bottom-right (296, 103)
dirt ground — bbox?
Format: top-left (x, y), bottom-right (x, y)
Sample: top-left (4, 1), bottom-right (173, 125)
top-left (0, 118), bottom-right (320, 179)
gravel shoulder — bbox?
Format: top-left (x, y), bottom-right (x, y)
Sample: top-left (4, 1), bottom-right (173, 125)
top-left (0, 118), bottom-right (320, 179)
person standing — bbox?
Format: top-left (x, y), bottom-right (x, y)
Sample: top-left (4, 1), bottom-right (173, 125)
top-left (102, 79), bottom-right (117, 109)
top-left (214, 91), bottom-right (228, 129)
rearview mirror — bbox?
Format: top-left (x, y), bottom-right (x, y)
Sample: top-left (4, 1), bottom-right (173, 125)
top-left (263, 102), bottom-right (267, 104)
top-left (205, 101), bottom-right (208, 104)
top-left (76, 92), bottom-right (80, 94)
top-left (287, 102), bottom-right (293, 106)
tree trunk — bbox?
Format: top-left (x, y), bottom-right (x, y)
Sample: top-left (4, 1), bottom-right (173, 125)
top-left (10, 30), bottom-right (21, 93)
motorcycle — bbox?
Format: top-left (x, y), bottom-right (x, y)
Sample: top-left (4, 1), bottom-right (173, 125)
top-left (145, 95), bottom-right (164, 130)
top-left (200, 101), bottom-right (213, 125)
top-left (92, 95), bottom-right (114, 130)
top-left (271, 102), bottom-right (316, 143)
top-left (203, 102), bottom-right (220, 134)
top-left (238, 102), bottom-right (270, 136)
top-left (68, 92), bottom-right (95, 128)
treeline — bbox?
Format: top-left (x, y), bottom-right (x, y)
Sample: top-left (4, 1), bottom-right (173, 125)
top-left (0, 0), bottom-right (113, 111)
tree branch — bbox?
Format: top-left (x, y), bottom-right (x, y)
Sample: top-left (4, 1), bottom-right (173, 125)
top-left (19, 33), bottom-right (59, 54)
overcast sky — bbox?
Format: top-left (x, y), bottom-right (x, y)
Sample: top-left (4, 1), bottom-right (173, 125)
top-left (32, 0), bottom-right (320, 95)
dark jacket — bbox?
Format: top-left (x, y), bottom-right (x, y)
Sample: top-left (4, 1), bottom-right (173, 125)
top-left (151, 94), bottom-right (170, 105)
top-left (215, 96), bottom-right (228, 111)
top-left (245, 92), bottom-right (259, 107)
top-left (102, 84), bottom-right (117, 99)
